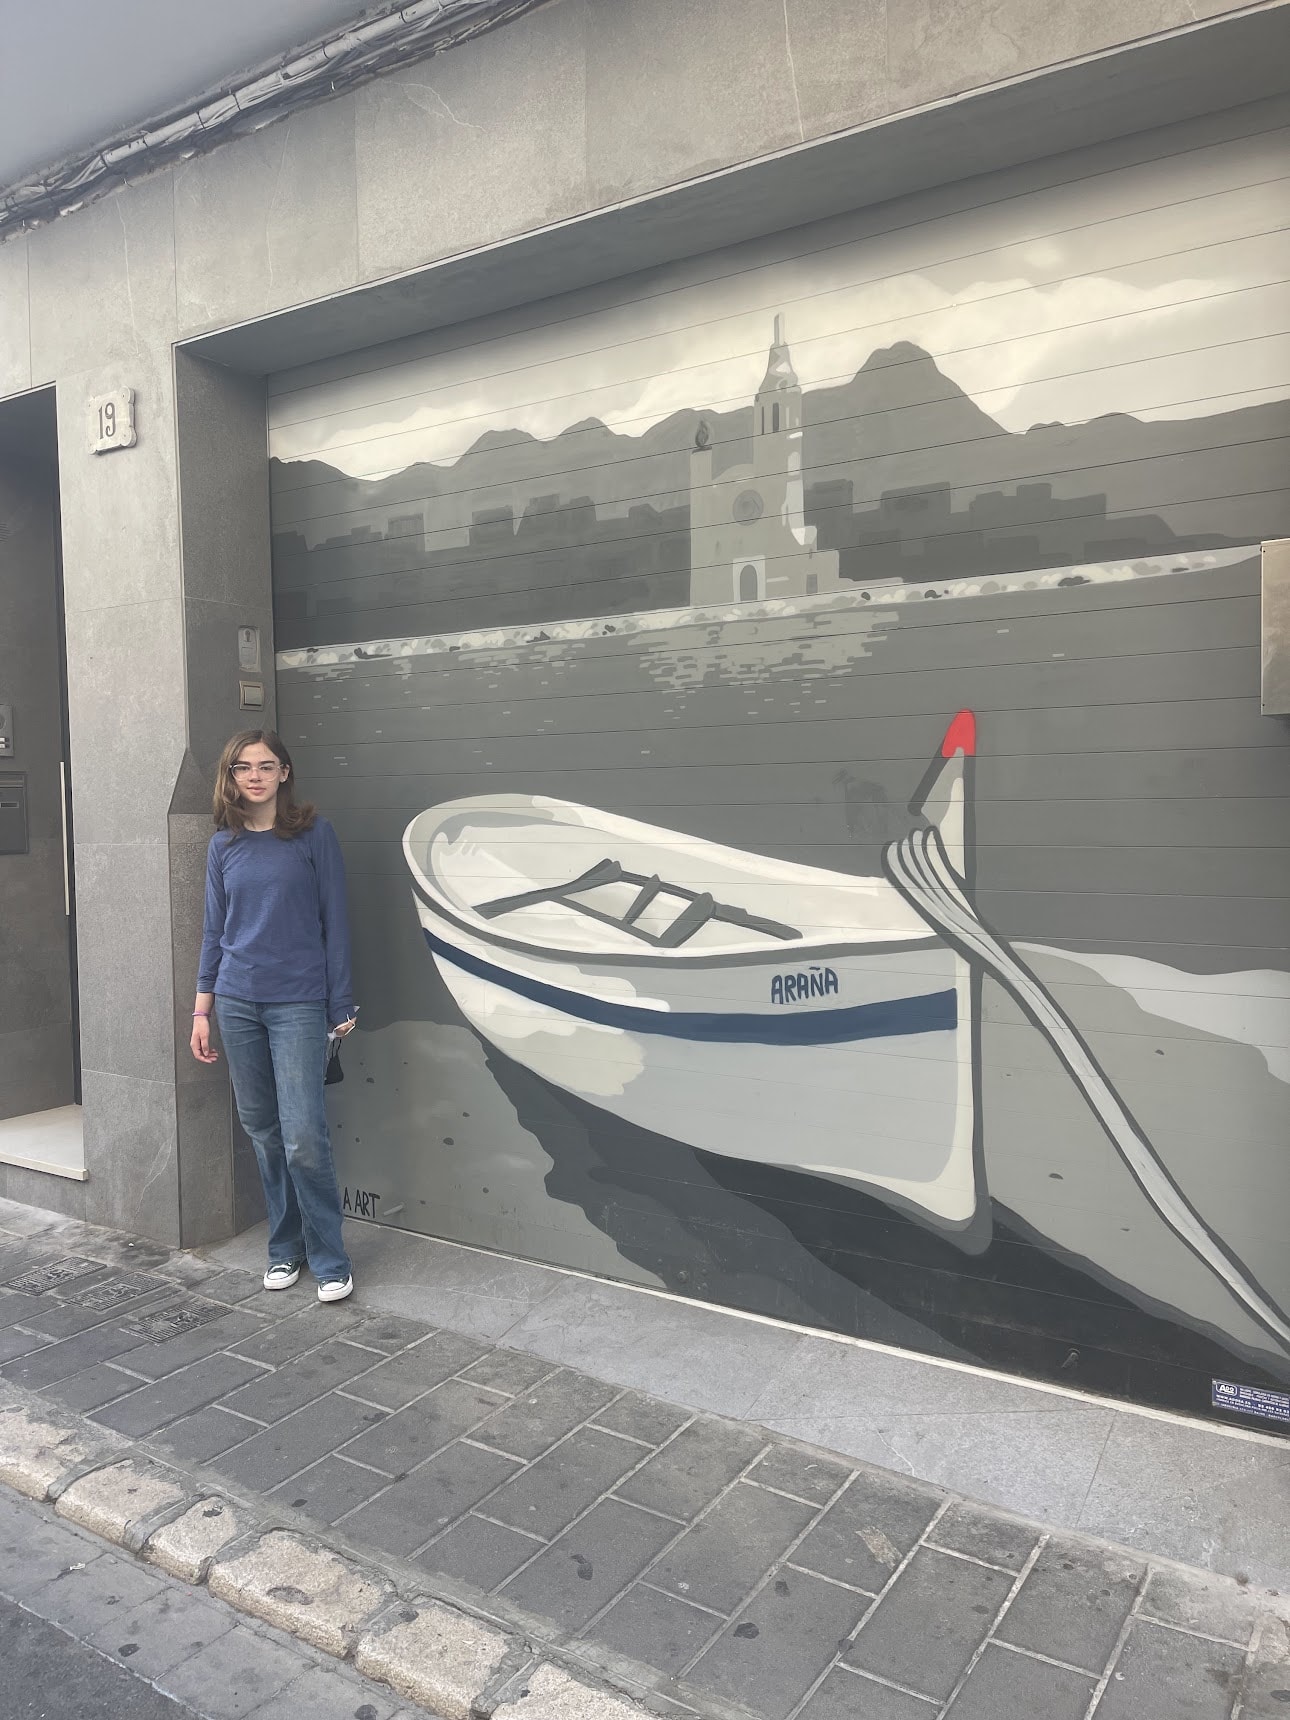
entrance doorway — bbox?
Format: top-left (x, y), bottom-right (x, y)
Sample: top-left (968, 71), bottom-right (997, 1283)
top-left (0, 389), bottom-right (83, 1179)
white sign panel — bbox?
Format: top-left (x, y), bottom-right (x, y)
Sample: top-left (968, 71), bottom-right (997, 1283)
top-left (89, 388), bottom-right (137, 453)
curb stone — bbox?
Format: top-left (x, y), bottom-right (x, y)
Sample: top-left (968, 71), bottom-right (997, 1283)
top-left (55, 1456), bottom-right (186, 1545)
top-left (494, 1662), bottom-right (660, 1720)
top-left (144, 1494), bottom-right (248, 1581)
top-left (208, 1527), bottom-right (393, 1656)
top-left (0, 1392), bottom-right (126, 1501)
top-left (353, 1596), bottom-right (511, 1718)
top-left (0, 1378), bottom-right (671, 1720)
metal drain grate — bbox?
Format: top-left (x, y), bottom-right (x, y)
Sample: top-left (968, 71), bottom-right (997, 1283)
top-left (122, 1298), bottom-right (226, 1340)
top-left (4, 1257), bottom-right (104, 1296)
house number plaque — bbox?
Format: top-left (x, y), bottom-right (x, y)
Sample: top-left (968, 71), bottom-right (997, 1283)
top-left (89, 388), bottom-right (137, 452)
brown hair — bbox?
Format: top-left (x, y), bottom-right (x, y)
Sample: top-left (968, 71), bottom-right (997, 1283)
top-left (213, 730), bottom-right (316, 838)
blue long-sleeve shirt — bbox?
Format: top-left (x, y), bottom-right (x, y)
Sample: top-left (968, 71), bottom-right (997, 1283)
top-left (197, 818), bottom-right (355, 1026)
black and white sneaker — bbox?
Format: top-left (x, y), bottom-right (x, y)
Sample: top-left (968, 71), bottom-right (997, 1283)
top-left (317, 1275), bottom-right (354, 1303)
top-left (263, 1262), bottom-right (302, 1291)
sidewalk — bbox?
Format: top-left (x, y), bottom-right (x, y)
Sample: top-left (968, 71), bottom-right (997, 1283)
top-left (0, 1196), bottom-right (1287, 1720)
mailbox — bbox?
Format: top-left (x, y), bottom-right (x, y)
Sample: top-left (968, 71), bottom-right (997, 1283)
top-left (0, 775), bottom-right (28, 855)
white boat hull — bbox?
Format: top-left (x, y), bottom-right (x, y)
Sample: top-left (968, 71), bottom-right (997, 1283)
top-left (405, 761), bottom-right (983, 1233)
top-left (418, 904), bottom-right (979, 1228)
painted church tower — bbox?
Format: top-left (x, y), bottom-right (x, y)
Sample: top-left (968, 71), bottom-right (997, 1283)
top-left (689, 314), bottom-right (839, 606)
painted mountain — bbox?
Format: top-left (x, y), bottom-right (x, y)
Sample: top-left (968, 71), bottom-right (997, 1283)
top-left (270, 343), bottom-right (1290, 648)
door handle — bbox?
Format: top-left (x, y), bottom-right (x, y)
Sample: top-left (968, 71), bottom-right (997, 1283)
top-left (59, 761), bottom-right (70, 915)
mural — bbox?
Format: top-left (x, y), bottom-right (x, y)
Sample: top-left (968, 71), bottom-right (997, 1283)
top-left (268, 116), bottom-right (1290, 1426)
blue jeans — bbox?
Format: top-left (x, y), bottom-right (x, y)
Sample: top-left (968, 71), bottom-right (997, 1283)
top-left (215, 997), bottom-right (351, 1283)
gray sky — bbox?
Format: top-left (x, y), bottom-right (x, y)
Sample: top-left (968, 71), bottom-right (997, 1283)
top-left (0, 0), bottom-right (373, 186)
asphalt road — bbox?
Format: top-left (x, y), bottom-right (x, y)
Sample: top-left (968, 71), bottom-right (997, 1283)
top-left (0, 1594), bottom-right (196, 1719)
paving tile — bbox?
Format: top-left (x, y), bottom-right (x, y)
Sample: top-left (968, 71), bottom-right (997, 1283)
top-left (1138, 1567), bottom-right (1259, 1647)
top-left (420, 1512), bottom-right (545, 1593)
top-left (84, 1582), bottom-right (236, 1677)
top-left (1241, 1631), bottom-right (1290, 1720)
top-left (219, 1340), bottom-right (379, 1423)
top-left (92, 1353), bottom-right (265, 1437)
top-left (270, 1454), bottom-right (389, 1525)
top-left (474, 1368), bottom-right (617, 1461)
top-left (148, 1405), bottom-right (260, 1464)
top-left (616, 1419), bottom-right (767, 1520)
top-left (0, 1514), bottom-right (110, 1598)
top-left (227, 1301), bottom-right (364, 1366)
top-left (338, 1378), bottom-right (508, 1477)
top-left (589, 1391), bottom-right (691, 1447)
top-left (343, 1440), bottom-right (522, 1557)
top-left (747, 1444), bottom-right (853, 1507)
top-left (0, 1287), bottom-right (51, 1328)
top-left (2, 1320), bottom-right (144, 1388)
top-left (242, 1658), bottom-right (407, 1720)
top-left (9, 1294), bottom-right (120, 1339)
top-left (995, 1536), bottom-right (1143, 1672)
top-left (343, 1314), bottom-right (433, 1355)
top-left (339, 1329), bottom-right (488, 1410)
top-left (191, 1269), bottom-right (263, 1306)
top-left (503, 1499), bottom-right (679, 1632)
top-left (1094, 1617), bottom-right (1243, 1720)
top-left (687, 1568), bottom-right (871, 1720)
top-left (485, 1427), bottom-right (647, 1542)
top-left (27, 1550), bottom-right (166, 1637)
top-left (460, 1348), bottom-right (559, 1397)
top-left (793, 1472), bottom-right (942, 1594)
top-left (846, 1547), bottom-right (1009, 1702)
top-left (122, 1307), bottom-right (271, 1380)
top-left (210, 1391), bottom-right (388, 1492)
top-left (0, 1324), bottom-right (50, 1364)
top-left (926, 1503), bottom-right (1041, 1572)
top-left (42, 1361), bottom-right (145, 1413)
top-left (649, 1481), bottom-right (815, 1617)
top-left (942, 1642), bottom-right (1093, 1720)
top-left (592, 1583), bottom-right (722, 1678)
top-left (797, 1666), bottom-right (935, 1720)
top-left (155, 1620), bottom-right (310, 1718)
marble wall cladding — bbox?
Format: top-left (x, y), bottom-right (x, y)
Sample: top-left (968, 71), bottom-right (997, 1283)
top-left (174, 101), bottom-right (359, 338)
top-left (173, 358), bottom-right (271, 611)
top-left (27, 173), bottom-right (177, 383)
top-left (75, 838), bottom-right (175, 1087)
top-left (0, 1160), bottom-right (86, 1218)
top-left (883, 0), bottom-right (1193, 108)
top-left (0, 1025), bottom-right (75, 1122)
top-left (174, 355), bottom-right (276, 774)
top-left (82, 1067), bottom-right (180, 1243)
top-left (585, 0), bottom-right (809, 201)
top-left (62, 599), bottom-right (187, 847)
top-left (0, 235), bottom-right (31, 399)
top-left (55, 347), bottom-right (183, 616)
top-left (175, 1076), bottom-right (235, 1248)
top-left (354, 0), bottom-right (590, 281)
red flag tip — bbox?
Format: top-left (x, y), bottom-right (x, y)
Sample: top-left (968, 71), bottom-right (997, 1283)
top-left (941, 710), bottom-right (976, 758)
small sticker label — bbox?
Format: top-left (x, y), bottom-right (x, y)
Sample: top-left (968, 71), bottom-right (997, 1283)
top-left (1212, 1378), bottom-right (1290, 1424)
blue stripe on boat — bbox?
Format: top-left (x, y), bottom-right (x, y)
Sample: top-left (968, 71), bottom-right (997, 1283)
top-left (424, 930), bottom-right (957, 1045)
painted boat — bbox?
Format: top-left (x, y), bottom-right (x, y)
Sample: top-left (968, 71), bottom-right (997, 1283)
top-left (403, 713), bottom-right (983, 1236)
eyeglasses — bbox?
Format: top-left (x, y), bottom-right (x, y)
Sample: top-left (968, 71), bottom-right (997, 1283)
top-left (230, 761), bottom-right (284, 779)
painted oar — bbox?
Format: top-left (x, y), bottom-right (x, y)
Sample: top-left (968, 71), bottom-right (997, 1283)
top-left (884, 823), bottom-right (1290, 1353)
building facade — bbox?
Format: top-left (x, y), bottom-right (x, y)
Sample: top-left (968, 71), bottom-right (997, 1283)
top-left (1, 0), bottom-right (1289, 1432)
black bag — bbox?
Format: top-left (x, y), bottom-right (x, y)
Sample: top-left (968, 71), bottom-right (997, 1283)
top-left (325, 1035), bottom-right (344, 1086)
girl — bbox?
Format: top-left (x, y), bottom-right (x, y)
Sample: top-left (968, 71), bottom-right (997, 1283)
top-left (191, 730), bottom-right (357, 1302)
